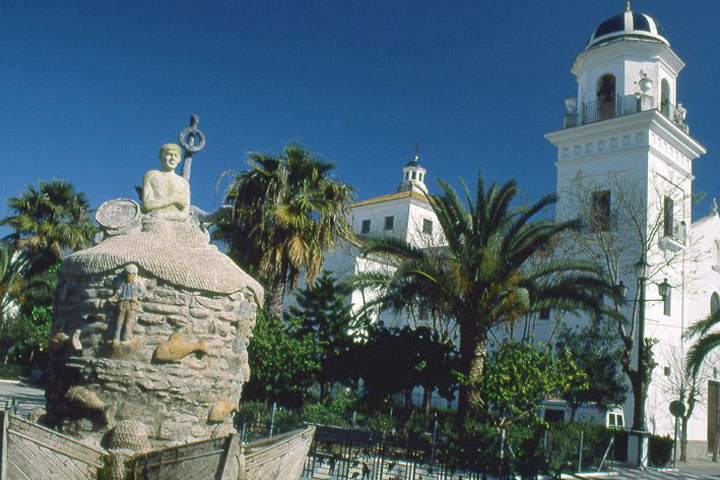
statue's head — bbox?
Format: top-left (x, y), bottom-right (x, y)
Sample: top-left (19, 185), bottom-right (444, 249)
top-left (125, 263), bottom-right (138, 282)
top-left (158, 144), bottom-right (182, 172)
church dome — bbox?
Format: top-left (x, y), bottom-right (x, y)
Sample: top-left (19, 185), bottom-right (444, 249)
top-left (405, 158), bottom-right (421, 167)
top-left (587, 4), bottom-right (669, 49)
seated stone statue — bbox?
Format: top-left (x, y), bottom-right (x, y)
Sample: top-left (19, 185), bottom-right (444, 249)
top-left (63, 141), bottom-right (260, 296)
top-left (141, 144), bottom-right (190, 222)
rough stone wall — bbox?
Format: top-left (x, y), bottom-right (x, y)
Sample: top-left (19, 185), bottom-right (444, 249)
top-left (46, 267), bottom-right (259, 447)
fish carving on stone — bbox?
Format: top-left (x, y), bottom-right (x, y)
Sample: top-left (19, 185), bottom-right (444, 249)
top-left (64, 386), bottom-right (115, 425)
top-left (49, 329), bottom-right (82, 355)
top-left (207, 399), bottom-right (238, 424)
top-left (152, 332), bottom-right (209, 363)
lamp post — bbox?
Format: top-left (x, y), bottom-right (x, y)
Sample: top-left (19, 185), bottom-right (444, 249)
top-left (630, 258), bottom-right (670, 468)
top-left (633, 258), bottom-right (648, 432)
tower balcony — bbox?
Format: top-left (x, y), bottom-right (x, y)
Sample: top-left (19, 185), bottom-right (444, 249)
top-left (563, 95), bottom-right (690, 134)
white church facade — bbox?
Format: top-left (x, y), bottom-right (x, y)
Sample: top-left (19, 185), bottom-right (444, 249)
top-left (316, 2), bottom-right (720, 459)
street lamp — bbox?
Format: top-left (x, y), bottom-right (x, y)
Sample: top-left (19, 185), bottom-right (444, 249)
top-left (632, 257), bottom-right (649, 468)
top-left (633, 258), bottom-right (649, 431)
top-left (658, 278), bottom-right (670, 299)
top-left (630, 261), bottom-right (670, 467)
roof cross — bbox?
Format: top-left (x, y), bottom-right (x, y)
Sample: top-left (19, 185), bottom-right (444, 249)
top-left (412, 141), bottom-right (420, 162)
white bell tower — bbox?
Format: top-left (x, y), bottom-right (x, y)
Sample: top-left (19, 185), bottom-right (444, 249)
top-left (545, 1), bottom-right (707, 466)
top-left (397, 154), bottom-right (428, 194)
top-left (547, 1), bottom-right (706, 250)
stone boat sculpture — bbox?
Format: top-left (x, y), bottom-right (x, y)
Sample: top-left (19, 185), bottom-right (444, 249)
top-left (0, 117), bottom-right (314, 480)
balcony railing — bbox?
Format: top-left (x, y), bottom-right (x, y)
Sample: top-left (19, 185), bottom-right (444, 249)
top-left (564, 95), bottom-right (690, 133)
top-left (660, 100), bottom-right (689, 133)
top-left (581, 95), bottom-right (623, 124)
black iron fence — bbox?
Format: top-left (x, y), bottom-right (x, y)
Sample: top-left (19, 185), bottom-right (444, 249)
top-left (299, 424), bottom-right (628, 480)
top-left (234, 403), bottom-right (673, 479)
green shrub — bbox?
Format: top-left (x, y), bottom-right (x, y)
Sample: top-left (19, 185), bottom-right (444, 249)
top-left (648, 434), bottom-right (674, 467)
top-left (301, 389), bottom-right (359, 427)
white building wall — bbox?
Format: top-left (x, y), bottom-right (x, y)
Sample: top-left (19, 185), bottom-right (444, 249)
top-left (547, 14), bottom-right (707, 451)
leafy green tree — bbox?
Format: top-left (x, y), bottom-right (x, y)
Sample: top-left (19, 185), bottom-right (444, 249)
top-left (556, 320), bottom-right (627, 420)
top-left (286, 271), bottom-right (358, 398)
top-left (358, 325), bottom-right (418, 408)
top-left (12, 304), bottom-right (52, 366)
top-left (1, 180), bottom-right (95, 273)
top-left (478, 340), bottom-right (588, 429)
top-left (355, 172), bottom-right (614, 417)
top-left (410, 326), bottom-right (458, 414)
top-left (0, 239), bottom-right (30, 330)
top-left (358, 324), bottom-right (458, 411)
top-left (244, 311), bottom-right (321, 407)
top-left (217, 145), bottom-right (353, 319)
top-left (0, 239), bottom-right (56, 368)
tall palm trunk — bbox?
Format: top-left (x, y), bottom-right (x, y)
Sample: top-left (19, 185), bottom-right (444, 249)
top-left (458, 320), bottom-right (487, 418)
top-left (264, 279), bottom-right (286, 320)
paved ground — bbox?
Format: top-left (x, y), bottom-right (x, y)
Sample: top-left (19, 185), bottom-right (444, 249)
top-left (596, 469), bottom-right (719, 479)
top-left (579, 458), bottom-right (720, 479)
top-left (0, 379), bottom-right (45, 416)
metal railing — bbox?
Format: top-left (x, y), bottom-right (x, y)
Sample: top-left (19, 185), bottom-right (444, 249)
top-left (660, 100), bottom-right (689, 133)
top-left (567, 95), bottom-right (690, 133)
top-left (581, 95), bottom-right (623, 124)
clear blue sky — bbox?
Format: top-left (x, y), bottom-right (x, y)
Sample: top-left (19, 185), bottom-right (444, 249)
top-left (2, 0), bottom-right (719, 226)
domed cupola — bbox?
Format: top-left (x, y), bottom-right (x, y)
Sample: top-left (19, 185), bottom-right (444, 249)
top-left (397, 154), bottom-right (427, 194)
top-left (587, 1), bottom-right (669, 50)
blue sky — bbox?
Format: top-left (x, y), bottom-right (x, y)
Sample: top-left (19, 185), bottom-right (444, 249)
top-left (2, 0), bottom-right (719, 227)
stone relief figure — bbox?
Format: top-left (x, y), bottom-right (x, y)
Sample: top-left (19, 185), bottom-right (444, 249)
top-left (109, 264), bottom-right (146, 342)
top-left (141, 143), bottom-right (190, 222)
top-left (207, 399), bottom-right (238, 424)
top-left (49, 329), bottom-right (82, 355)
top-left (152, 332), bottom-right (208, 363)
top-left (65, 386), bottom-right (115, 426)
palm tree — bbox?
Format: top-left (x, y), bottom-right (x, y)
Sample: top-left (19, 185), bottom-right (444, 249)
top-left (0, 239), bottom-right (30, 328)
top-left (1, 180), bottom-right (95, 272)
top-left (216, 144), bottom-right (353, 319)
top-left (354, 173), bottom-right (614, 417)
top-left (685, 310), bottom-right (720, 377)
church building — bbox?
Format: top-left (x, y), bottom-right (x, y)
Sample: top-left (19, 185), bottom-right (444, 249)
top-left (318, 1), bottom-right (720, 460)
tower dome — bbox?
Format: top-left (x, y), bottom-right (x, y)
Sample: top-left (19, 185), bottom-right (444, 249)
top-left (587, 1), bottom-right (668, 49)
top-left (397, 154), bottom-right (427, 194)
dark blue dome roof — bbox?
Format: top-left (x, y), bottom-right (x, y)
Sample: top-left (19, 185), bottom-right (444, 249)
top-left (587, 8), bottom-right (669, 49)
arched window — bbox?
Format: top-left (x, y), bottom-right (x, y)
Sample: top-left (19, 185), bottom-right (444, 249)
top-left (597, 74), bottom-right (617, 119)
top-left (661, 79), bottom-right (671, 117)
top-left (711, 292), bottom-right (720, 315)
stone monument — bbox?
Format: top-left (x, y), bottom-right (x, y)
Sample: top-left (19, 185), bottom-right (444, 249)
top-left (44, 117), bottom-right (264, 448)
top-left (0, 117), bottom-right (313, 480)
